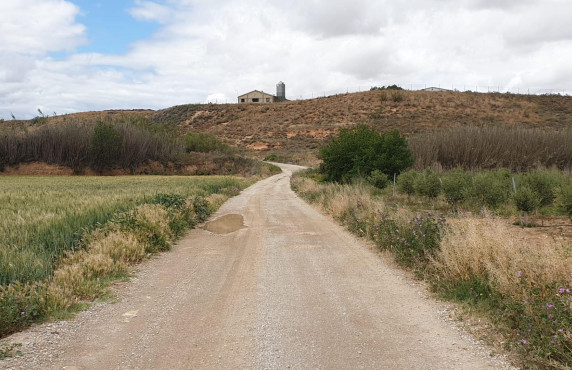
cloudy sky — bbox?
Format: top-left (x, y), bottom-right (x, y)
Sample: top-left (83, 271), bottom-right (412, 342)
top-left (1, 0), bottom-right (571, 119)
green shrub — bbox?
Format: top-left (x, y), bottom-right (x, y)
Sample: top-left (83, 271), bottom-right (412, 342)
top-left (397, 169), bottom-right (419, 196)
top-left (557, 183), bottom-right (572, 221)
top-left (371, 211), bottom-right (446, 274)
top-left (507, 284), bottom-right (572, 365)
top-left (513, 186), bottom-right (540, 213)
top-left (264, 154), bottom-right (278, 161)
top-left (391, 91), bottom-right (405, 102)
top-left (414, 169), bottom-right (442, 199)
top-left (90, 121), bottom-right (122, 172)
top-left (319, 125), bottom-right (413, 183)
top-left (319, 125), bottom-right (379, 183)
top-left (184, 131), bottom-right (234, 154)
top-left (518, 170), bottom-right (562, 208)
top-left (368, 170), bottom-right (390, 189)
top-left (442, 169), bottom-right (473, 207)
top-left (472, 170), bottom-right (512, 210)
top-left (0, 282), bottom-right (48, 337)
top-left (153, 194), bottom-right (194, 237)
top-left (513, 186), bottom-right (540, 225)
top-left (192, 196), bottom-right (211, 223)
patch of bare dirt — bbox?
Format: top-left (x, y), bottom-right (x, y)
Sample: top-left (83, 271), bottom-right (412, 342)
top-left (0, 162), bottom-right (74, 176)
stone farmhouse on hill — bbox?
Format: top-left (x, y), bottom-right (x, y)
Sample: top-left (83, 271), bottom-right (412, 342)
top-left (238, 81), bottom-right (287, 104)
top-left (420, 86), bottom-right (451, 92)
top-left (238, 90), bottom-right (276, 104)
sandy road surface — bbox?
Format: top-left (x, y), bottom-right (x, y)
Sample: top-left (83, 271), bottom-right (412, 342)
top-left (2, 164), bottom-right (512, 369)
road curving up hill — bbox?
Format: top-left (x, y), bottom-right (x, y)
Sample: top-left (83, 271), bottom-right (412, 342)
top-left (2, 164), bottom-right (513, 369)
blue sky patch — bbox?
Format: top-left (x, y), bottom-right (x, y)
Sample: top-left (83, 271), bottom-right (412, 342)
top-left (65, 0), bottom-right (161, 55)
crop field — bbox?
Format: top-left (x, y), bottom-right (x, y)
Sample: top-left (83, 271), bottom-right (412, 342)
top-left (0, 176), bottom-right (251, 286)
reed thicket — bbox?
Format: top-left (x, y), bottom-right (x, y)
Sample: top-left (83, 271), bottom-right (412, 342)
top-left (0, 116), bottom-right (181, 173)
top-left (408, 125), bottom-right (572, 171)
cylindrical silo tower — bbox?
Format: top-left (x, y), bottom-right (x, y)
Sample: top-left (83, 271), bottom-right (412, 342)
top-left (276, 81), bottom-right (286, 102)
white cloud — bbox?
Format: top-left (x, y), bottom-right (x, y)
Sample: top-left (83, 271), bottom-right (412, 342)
top-left (1, 0), bottom-right (572, 119)
top-left (128, 1), bottom-right (172, 24)
top-left (0, 0), bottom-right (85, 55)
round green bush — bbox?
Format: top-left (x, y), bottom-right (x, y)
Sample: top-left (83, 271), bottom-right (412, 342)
top-left (397, 169), bottom-right (419, 196)
top-left (368, 170), bottom-right (390, 189)
top-left (472, 170), bottom-right (512, 210)
top-left (442, 169), bottom-right (472, 205)
top-left (558, 183), bottom-right (572, 221)
top-left (414, 169), bottom-right (442, 199)
top-left (513, 185), bottom-right (540, 213)
top-left (319, 125), bottom-right (413, 183)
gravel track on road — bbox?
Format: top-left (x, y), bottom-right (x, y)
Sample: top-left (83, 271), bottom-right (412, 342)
top-left (2, 164), bottom-right (513, 369)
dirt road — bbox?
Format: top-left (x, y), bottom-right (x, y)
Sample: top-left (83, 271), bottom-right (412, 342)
top-left (3, 164), bottom-right (511, 369)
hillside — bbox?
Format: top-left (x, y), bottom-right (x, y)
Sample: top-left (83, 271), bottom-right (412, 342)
top-left (151, 90), bottom-right (572, 163)
top-left (10, 90), bottom-right (572, 165)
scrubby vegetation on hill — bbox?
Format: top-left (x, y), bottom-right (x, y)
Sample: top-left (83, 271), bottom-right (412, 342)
top-left (146, 90), bottom-right (572, 165)
top-left (0, 115), bottom-right (275, 176)
top-left (5, 90), bottom-right (572, 169)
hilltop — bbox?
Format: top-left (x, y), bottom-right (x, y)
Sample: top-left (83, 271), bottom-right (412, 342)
top-left (10, 90), bottom-right (572, 165)
top-left (151, 90), bottom-right (572, 163)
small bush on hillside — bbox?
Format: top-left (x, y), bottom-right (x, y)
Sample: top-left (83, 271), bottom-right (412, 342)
top-left (90, 121), bottom-right (122, 172)
top-left (264, 154), bottom-right (278, 161)
top-left (391, 91), bottom-right (405, 102)
top-left (319, 125), bottom-right (413, 183)
top-left (184, 132), bottom-right (234, 154)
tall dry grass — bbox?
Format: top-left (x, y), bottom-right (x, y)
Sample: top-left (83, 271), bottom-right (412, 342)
top-left (431, 216), bottom-right (572, 366)
top-left (433, 217), bottom-right (572, 302)
top-left (0, 117), bottom-right (181, 172)
top-left (409, 125), bottom-right (572, 171)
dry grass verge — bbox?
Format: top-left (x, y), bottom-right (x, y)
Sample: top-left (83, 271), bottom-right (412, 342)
top-left (292, 171), bottom-right (572, 368)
